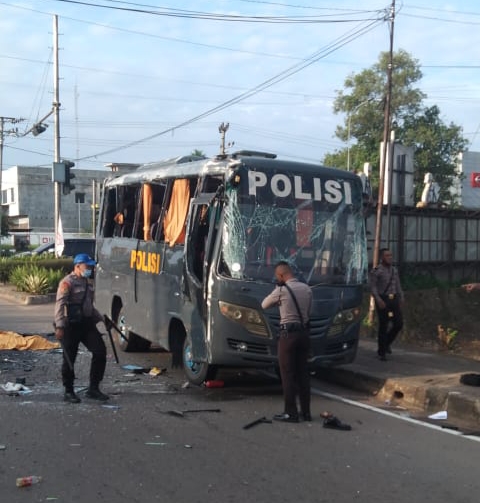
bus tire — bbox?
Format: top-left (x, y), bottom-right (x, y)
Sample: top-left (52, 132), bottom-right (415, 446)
top-left (114, 307), bottom-right (151, 352)
top-left (182, 335), bottom-right (217, 385)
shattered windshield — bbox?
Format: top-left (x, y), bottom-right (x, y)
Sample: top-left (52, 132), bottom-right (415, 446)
top-left (220, 167), bottom-right (368, 286)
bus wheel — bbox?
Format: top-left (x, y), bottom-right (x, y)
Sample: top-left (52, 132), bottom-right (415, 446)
top-left (114, 307), bottom-right (151, 352)
top-left (182, 336), bottom-right (217, 385)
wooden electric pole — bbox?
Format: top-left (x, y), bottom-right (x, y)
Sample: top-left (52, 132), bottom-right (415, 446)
top-left (368, 0), bottom-right (396, 326)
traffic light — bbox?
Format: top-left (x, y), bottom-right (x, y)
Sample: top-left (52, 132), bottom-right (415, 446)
top-left (62, 160), bottom-right (76, 195)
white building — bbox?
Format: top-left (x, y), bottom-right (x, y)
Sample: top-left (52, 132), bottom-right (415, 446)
top-left (1, 163), bottom-right (138, 248)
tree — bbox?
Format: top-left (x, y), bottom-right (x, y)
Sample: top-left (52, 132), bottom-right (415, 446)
top-left (323, 49), bottom-right (469, 203)
top-left (400, 105), bottom-right (468, 204)
top-left (191, 149), bottom-right (205, 157)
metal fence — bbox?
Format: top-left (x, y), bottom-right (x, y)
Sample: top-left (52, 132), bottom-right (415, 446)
top-left (366, 206), bottom-right (480, 283)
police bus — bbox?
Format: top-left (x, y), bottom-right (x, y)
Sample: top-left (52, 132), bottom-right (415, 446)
top-left (94, 151), bottom-right (368, 384)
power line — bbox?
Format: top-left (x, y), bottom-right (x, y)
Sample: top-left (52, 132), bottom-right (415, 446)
top-left (50, 0), bottom-right (382, 23)
top-left (77, 16), bottom-right (384, 161)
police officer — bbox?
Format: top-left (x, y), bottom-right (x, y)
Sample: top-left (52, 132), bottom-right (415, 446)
top-left (54, 253), bottom-right (109, 403)
top-left (262, 261), bottom-right (312, 423)
top-left (369, 248), bottom-right (404, 361)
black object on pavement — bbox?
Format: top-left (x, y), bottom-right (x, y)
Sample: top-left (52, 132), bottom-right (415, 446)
top-left (460, 373), bottom-right (480, 386)
top-left (243, 416), bottom-right (273, 429)
top-left (168, 408), bottom-right (221, 418)
top-left (323, 416), bottom-right (352, 431)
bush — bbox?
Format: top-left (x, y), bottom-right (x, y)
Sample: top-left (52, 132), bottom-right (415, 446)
top-left (9, 264), bottom-right (65, 294)
top-left (0, 256), bottom-right (72, 285)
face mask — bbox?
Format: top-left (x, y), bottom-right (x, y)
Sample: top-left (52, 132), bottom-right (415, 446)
top-left (81, 269), bottom-right (92, 279)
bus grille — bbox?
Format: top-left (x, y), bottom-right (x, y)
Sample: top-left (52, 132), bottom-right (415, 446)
top-left (227, 338), bottom-right (270, 355)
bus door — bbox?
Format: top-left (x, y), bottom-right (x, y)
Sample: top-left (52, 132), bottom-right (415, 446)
top-left (183, 196), bottom-right (218, 358)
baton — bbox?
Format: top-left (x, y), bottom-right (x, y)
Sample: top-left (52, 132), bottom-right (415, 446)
top-left (59, 338), bottom-right (74, 372)
top-left (103, 314), bottom-right (128, 342)
top-left (103, 315), bottom-right (120, 364)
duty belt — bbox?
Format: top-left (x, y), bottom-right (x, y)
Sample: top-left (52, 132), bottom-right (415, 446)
top-left (280, 322), bottom-right (304, 332)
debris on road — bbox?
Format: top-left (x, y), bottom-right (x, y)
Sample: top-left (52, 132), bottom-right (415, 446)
top-left (243, 416), bottom-right (272, 430)
top-left (323, 416), bottom-right (352, 431)
top-left (204, 380), bottom-right (224, 388)
top-left (2, 382), bottom-right (32, 394)
top-left (149, 367), bottom-right (166, 376)
top-left (167, 408), bottom-right (221, 418)
top-left (16, 475), bottom-right (42, 487)
top-left (428, 410), bottom-right (448, 420)
top-left (460, 373), bottom-right (480, 386)
top-left (121, 364), bottom-right (151, 374)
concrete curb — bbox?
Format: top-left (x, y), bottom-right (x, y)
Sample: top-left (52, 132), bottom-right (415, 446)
top-left (0, 287), bottom-right (55, 305)
top-left (24, 293), bottom-right (56, 305)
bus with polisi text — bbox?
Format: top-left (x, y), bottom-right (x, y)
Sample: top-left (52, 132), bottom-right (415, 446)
top-left (94, 150), bottom-right (368, 384)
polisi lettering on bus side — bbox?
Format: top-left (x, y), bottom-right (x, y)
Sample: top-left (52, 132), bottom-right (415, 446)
top-left (248, 171), bottom-right (352, 204)
top-left (130, 250), bottom-right (161, 274)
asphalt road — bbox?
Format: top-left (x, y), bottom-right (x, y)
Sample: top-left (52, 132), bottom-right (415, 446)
top-left (1, 299), bottom-right (479, 502)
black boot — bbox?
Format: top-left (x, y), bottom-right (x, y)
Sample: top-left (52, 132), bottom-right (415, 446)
top-left (86, 387), bottom-right (109, 401)
top-left (64, 388), bottom-right (81, 404)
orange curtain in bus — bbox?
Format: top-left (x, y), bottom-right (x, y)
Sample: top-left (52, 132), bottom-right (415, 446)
top-left (163, 179), bottom-right (190, 246)
top-left (143, 183), bottom-right (153, 241)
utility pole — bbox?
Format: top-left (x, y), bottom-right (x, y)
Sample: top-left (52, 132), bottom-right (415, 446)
top-left (53, 14), bottom-right (62, 248)
top-left (0, 116), bottom-right (25, 244)
top-left (373, 0), bottom-right (395, 269)
top-left (92, 180), bottom-right (97, 237)
top-left (368, 0), bottom-right (395, 327)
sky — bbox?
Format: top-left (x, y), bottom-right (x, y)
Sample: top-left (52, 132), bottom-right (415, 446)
top-left (1, 0), bottom-right (480, 173)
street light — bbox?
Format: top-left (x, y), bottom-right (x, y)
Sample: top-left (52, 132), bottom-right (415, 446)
top-left (347, 98), bottom-right (374, 171)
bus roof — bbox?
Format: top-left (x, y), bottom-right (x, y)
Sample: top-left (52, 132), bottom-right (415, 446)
top-left (104, 152), bottom-right (360, 187)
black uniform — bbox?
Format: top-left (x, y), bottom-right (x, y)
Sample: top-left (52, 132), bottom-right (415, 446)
top-left (369, 263), bottom-right (404, 357)
top-left (54, 273), bottom-right (106, 391)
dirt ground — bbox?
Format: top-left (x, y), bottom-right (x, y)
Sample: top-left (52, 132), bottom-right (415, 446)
top-left (361, 287), bottom-right (480, 361)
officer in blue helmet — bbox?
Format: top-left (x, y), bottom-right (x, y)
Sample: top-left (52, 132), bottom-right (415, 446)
top-left (54, 253), bottom-right (109, 403)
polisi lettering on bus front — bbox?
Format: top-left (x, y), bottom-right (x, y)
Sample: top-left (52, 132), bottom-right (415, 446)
top-left (130, 250), bottom-right (161, 274)
top-left (248, 170), bottom-right (352, 204)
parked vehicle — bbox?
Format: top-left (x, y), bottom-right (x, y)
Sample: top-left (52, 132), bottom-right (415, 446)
top-left (16, 238), bottom-right (95, 258)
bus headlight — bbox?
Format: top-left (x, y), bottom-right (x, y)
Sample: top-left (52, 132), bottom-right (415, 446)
top-left (327, 307), bottom-right (361, 337)
top-left (218, 301), bottom-right (269, 337)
